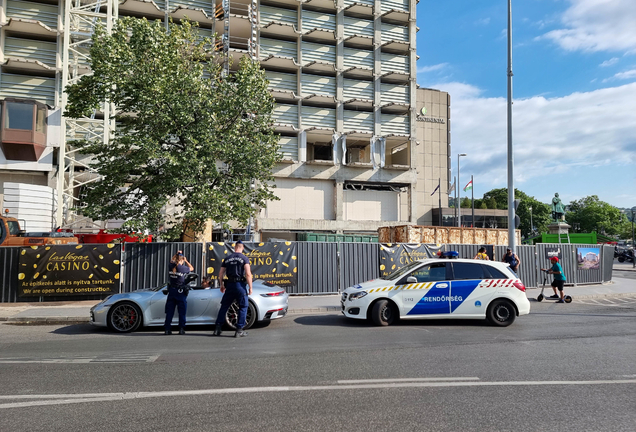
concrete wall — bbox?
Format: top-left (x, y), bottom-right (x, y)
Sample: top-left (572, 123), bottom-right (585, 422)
top-left (261, 178), bottom-right (335, 220)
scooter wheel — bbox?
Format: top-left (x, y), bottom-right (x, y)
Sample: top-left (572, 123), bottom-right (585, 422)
top-left (537, 294), bottom-right (544, 302)
top-left (564, 296), bottom-right (573, 303)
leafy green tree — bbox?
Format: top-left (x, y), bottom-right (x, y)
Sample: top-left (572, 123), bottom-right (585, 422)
top-left (65, 18), bottom-right (280, 240)
top-left (479, 201), bottom-right (488, 210)
top-left (480, 188), bottom-right (550, 237)
top-left (566, 196), bottom-right (626, 236)
top-left (460, 197), bottom-right (471, 208)
top-left (485, 197), bottom-right (498, 209)
top-left (482, 188), bottom-right (509, 209)
top-left (617, 221), bottom-right (634, 241)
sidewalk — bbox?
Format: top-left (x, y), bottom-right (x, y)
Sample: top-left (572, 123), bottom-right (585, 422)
top-left (1, 277), bottom-right (633, 324)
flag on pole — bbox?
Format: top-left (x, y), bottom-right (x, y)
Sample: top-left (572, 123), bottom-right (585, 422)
top-left (430, 184), bottom-right (440, 196)
top-left (463, 180), bottom-right (473, 192)
top-left (448, 179), bottom-right (455, 195)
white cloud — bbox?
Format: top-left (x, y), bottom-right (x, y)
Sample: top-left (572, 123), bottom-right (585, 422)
top-left (416, 63), bottom-right (449, 74)
top-left (599, 57), bottom-right (619, 67)
top-left (612, 69), bottom-right (636, 80)
top-left (541, 0), bottom-right (636, 53)
top-left (433, 82), bottom-right (483, 100)
top-left (430, 81), bottom-right (636, 204)
top-left (475, 17), bottom-right (491, 26)
top-left (602, 68), bottom-right (636, 82)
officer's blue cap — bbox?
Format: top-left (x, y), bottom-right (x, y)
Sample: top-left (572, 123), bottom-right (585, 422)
top-left (235, 240), bottom-right (243, 245)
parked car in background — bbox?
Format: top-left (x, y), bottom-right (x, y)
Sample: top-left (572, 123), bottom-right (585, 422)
top-left (90, 274), bottom-right (288, 332)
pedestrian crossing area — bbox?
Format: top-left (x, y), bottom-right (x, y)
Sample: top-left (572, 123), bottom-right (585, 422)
top-left (575, 295), bottom-right (636, 307)
top-left (0, 353), bottom-right (159, 364)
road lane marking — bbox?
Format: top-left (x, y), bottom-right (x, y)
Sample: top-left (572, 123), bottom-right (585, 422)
top-left (1, 379), bottom-right (635, 409)
top-left (337, 377), bottom-right (480, 384)
top-left (576, 295), bottom-right (636, 307)
top-left (0, 354), bottom-right (159, 364)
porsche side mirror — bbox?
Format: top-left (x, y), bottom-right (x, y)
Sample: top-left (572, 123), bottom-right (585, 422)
top-left (185, 273), bottom-right (199, 285)
top-left (162, 289), bottom-right (168, 295)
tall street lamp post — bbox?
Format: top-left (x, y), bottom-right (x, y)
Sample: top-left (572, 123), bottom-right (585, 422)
top-left (457, 153), bottom-right (467, 227)
top-left (529, 206), bottom-right (533, 237)
top-left (506, 0), bottom-right (516, 252)
top-left (632, 206), bottom-right (636, 268)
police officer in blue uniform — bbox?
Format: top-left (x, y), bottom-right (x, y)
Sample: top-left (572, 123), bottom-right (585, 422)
top-left (164, 250), bottom-right (194, 335)
top-left (214, 240), bottom-right (253, 337)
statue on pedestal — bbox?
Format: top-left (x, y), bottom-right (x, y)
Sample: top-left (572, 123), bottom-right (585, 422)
top-left (551, 193), bottom-right (565, 222)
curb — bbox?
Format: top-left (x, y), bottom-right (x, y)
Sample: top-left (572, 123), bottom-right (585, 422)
top-left (2, 317), bottom-right (88, 324)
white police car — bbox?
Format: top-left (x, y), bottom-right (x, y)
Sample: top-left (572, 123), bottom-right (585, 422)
top-left (341, 257), bottom-right (530, 327)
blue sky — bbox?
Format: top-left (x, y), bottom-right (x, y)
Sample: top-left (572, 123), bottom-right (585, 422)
top-left (416, 0), bottom-right (636, 209)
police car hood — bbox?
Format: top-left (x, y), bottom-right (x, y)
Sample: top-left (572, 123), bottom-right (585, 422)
top-left (345, 279), bottom-right (390, 292)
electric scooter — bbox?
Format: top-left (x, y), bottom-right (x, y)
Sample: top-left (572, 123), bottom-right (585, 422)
top-left (537, 269), bottom-right (572, 303)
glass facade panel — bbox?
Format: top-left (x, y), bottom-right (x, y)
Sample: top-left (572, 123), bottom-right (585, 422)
top-left (5, 102), bottom-right (34, 130)
top-left (36, 105), bottom-right (46, 133)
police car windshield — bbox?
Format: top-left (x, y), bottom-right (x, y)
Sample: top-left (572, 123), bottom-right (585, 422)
top-left (381, 260), bottom-right (424, 280)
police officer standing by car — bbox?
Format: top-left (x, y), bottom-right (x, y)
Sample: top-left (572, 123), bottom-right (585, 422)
top-left (214, 240), bottom-right (253, 337)
top-left (164, 250), bottom-right (194, 335)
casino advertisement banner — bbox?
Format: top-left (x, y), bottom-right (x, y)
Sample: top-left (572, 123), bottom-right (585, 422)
top-left (17, 244), bottom-right (121, 297)
top-left (206, 242), bottom-right (297, 289)
top-left (379, 243), bottom-right (441, 278)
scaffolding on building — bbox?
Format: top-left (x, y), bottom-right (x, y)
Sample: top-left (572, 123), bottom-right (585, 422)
top-left (57, 0), bottom-right (117, 229)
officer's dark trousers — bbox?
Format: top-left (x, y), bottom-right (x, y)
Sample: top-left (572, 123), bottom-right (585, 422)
top-left (216, 282), bottom-right (248, 329)
top-left (164, 287), bottom-right (187, 330)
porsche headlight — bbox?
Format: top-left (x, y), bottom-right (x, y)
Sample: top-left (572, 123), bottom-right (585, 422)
top-left (98, 295), bottom-right (113, 305)
top-left (348, 291), bottom-right (368, 301)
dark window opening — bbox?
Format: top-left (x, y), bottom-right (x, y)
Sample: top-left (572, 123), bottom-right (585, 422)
top-left (311, 143), bottom-right (332, 161)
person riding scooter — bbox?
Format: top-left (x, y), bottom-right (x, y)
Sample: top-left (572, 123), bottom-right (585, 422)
top-left (541, 257), bottom-right (567, 303)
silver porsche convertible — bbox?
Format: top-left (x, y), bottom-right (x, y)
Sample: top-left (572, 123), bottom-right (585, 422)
top-left (90, 274), bottom-right (289, 333)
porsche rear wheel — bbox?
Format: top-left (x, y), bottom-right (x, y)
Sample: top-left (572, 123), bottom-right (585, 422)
top-left (225, 301), bottom-right (256, 330)
top-left (107, 301), bottom-right (142, 333)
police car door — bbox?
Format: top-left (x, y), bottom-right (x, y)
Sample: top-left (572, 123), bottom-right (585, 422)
top-left (399, 262), bottom-right (451, 317)
top-left (449, 262), bottom-right (497, 317)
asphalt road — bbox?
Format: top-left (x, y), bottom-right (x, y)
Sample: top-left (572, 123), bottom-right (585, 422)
top-left (0, 299), bottom-right (635, 432)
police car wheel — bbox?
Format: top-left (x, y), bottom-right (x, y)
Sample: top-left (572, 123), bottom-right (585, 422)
top-left (487, 299), bottom-right (516, 327)
top-left (107, 301), bottom-right (142, 333)
top-left (225, 301), bottom-right (257, 330)
top-left (371, 300), bottom-right (397, 326)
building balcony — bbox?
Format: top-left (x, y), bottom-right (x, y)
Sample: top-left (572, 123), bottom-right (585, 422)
top-left (343, 1), bottom-right (374, 18)
top-left (118, 0), bottom-right (165, 19)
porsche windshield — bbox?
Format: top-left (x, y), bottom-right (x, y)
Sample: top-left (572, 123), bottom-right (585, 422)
top-left (381, 260), bottom-right (424, 280)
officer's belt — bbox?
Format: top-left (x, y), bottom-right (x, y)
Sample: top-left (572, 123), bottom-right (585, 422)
top-left (226, 276), bottom-right (246, 283)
